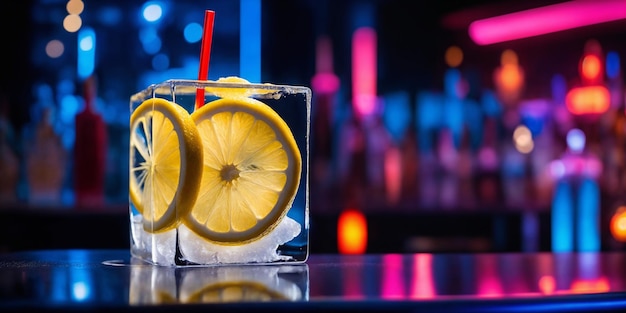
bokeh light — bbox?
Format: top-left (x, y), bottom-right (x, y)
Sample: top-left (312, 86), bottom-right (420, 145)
top-left (45, 40), bottom-right (64, 58)
top-left (513, 125), bottom-right (533, 154)
top-left (183, 22), bottom-right (203, 43)
top-left (66, 0), bottom-right (84, 15)
top-left (142, 2), bottom-right (163, 23)
top-left (63, 14), bottom-right (82, 32)
top-left (610, 207), bottom-right (626, 242)
top-left (606, 51), bottom-right (620, 79)
top-left (581, 54), bottom-right (602, 82)
top-left (444, 45), bottom-right (463, 68)
top-left (338, 209), bottom-right (367, 254)
top-left (566, 128), bottom-right (585, 153)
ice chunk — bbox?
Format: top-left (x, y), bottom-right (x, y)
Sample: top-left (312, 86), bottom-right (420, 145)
top-left (179, 216), bottom-right (301, 264)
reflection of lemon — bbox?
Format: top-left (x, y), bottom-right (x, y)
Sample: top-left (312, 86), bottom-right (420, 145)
top-left (186, 97), bottom-right (301, 244)
top-left (129, 98), bottom-right (203, 232)
top-left (186, 281), bottom-right (288, 302)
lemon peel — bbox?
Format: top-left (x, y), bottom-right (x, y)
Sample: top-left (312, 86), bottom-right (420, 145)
top-left (129, 98), bottom-right (203, 233)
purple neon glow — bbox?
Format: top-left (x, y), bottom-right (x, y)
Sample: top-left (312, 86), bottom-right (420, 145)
top-left (469, 0), bottom-right (626, 45)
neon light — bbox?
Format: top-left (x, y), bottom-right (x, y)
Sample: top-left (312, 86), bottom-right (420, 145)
top-left (352, 27), bottom-right (377, 117)
top-left (552, 180), bottom-right (574, 252)
top-left (566, 86), bottom-right (610, 115)
top-left (337, 209), bottom-right (367, 254)
top-left (240, 0), bottom-right (261, 82)
top-left (469, 0), bottom-right (626, 45)
top-left (382, 254), bottom-right (405, 299)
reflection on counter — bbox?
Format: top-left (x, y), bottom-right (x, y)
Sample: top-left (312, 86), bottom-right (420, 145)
top-left (128, 260), bottom-right (308, 304)
top-left (308, 252), bottom-right (626, 300)
top-left (0, 250), bottom-right (625, 309)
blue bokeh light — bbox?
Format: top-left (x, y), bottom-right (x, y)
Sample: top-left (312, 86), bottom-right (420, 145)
top-left (183, 22), bottom-right (202, 43)
top-left (567, 128), bottom-right (585, 153)
top-left (142, 2), bottom-right (163, 23)
top-left (606, 51), bottom-right (620, 79)
top-left (77, 27), bottom-right (96, 79)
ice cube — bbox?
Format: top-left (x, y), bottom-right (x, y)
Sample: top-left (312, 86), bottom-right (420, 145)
top-left (179, 216), bottom-right (301, 264)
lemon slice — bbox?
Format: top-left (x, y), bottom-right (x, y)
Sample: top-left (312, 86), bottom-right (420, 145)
top-left (186, 97), bottom-right (301, 244)
top-left (129, 98), bottom-right (203, 232)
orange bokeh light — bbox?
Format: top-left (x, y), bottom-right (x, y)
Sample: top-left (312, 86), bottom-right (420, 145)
top-left (581, 54), bottom-right (602, 82)
top-left (565, 85), bottom-right (610, 115)
top-left (338, 209), bottom-right (368, 254)
top-left (570, 277), bottom-right (610, 294)
top-left (445, 45), bottom-right (463, 68)
top-left (538, 275), bottom-right (556, 295)
top-left (610, 207), bottom-right (626, 242)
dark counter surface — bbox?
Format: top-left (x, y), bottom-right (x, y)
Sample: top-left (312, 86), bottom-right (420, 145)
top-left (0, 249), bottom-right (625, 312)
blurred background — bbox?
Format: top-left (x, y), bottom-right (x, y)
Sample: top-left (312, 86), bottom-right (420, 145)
top-left (1, 0), bottom-right (626, 254)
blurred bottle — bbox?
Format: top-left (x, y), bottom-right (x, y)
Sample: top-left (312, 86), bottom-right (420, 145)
top-left (25, 107), bottom-right (66, 205)
top-left (550, 128), bottom-right (602, 252)
top-left (501, 125), bottom-right (529, 208)
top-left (603, 50), bottom-right (624, 198)
top-left (364, 111), bottom-right (392, 209)
top-left (336, 111), bottom-right (368, 210)
top-left (457, 125), bottom-right (475, 208)
top-left (311, 35), bottom-right (339, 210)
top-left (474, 117), bottom-right (502, 207)
top-left (0, 97), bottom-right (19, 204)
top-left (437, 127), bottom-right (459, 209)
top-left (74, 75), bottom-right (107, 208)
top-left (399, 124), bottom-right (419, 207)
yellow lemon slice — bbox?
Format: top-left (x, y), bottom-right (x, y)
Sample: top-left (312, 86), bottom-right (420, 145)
top-left (129, 98), bottom-right (203, 232)
top-left (186, 97), bottom-right (301, 244)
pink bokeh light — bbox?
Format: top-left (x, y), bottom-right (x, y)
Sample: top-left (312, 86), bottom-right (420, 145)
top-left (469, 0), bottom-right (626, 45)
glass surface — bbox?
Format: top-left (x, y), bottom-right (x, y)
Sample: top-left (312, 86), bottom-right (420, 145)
top-left (129, 79), bottom-right (310, 266)
top-left (1, 250), bottom-right (626, 312)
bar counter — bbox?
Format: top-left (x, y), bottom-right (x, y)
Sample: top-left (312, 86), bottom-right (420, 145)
top-left (0, 249), bottom-right (625, 312)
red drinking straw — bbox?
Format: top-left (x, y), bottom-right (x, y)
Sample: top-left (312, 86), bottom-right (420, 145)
top-left (195, 10), bottom-right (215, 110)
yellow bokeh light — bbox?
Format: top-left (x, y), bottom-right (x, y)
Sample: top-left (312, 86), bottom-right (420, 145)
top-left (66, 0), bottom-right (84, 15)
top-left (445, 45), bottom-right (463, 68)
top-left (63, 14), bottom-right (82, 32)
top-left (513, 125), bottom-right (534, 154)
top-left (45, 40), bottom-right (64, 58)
